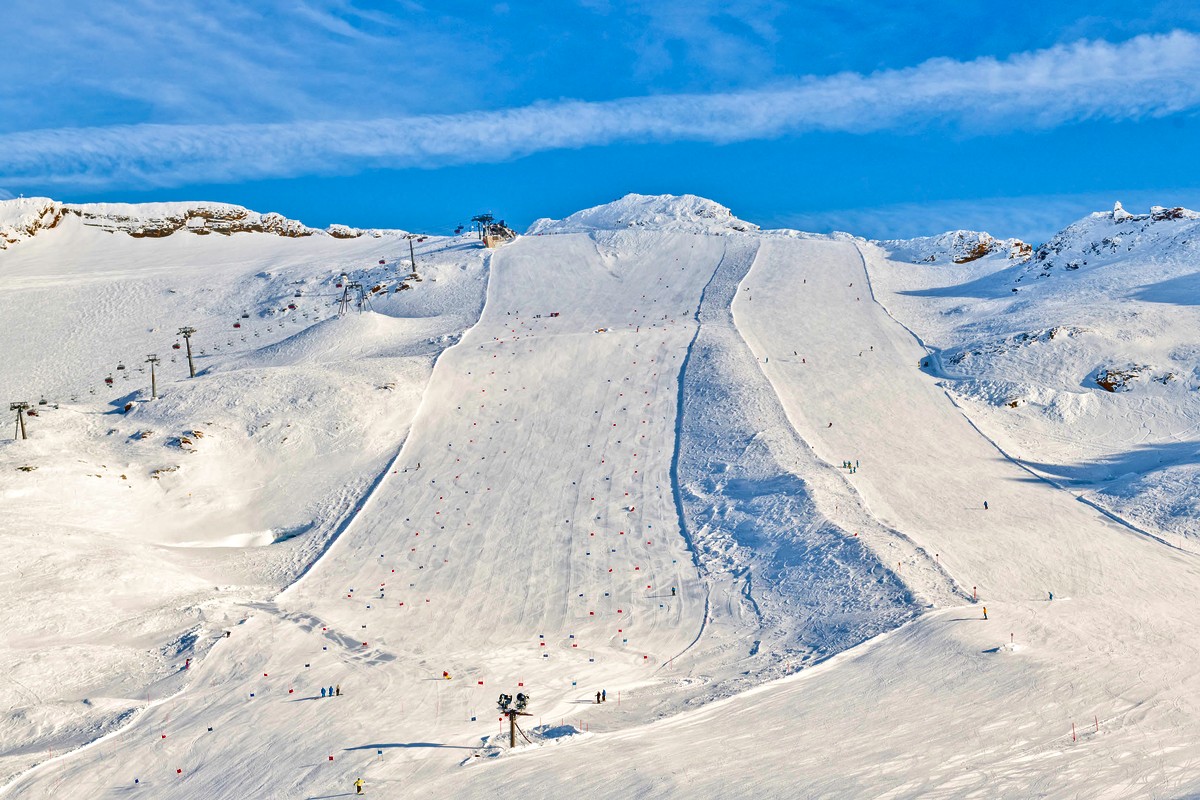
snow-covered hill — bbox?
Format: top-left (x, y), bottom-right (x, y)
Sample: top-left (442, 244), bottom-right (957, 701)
top-left (869, 200), bottom-right (1200, 542)
top-left (7, 193), bottom-right (1200, 798)
top-left (0, 197), bottom-right (402, 250)
top-left (878, 228), bottom-right (1031, 265)
top-left (0, 200), bottom-right (487, 780)
top-left (527, 193), bottom-right (758, 236)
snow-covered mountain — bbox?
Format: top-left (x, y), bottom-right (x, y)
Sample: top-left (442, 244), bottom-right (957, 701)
top-left (527, 192), bottom-right (758, 235)
top-left (0, 197), bottom-right (404, 250)
top-left (877, 228), bottom-right (1032, 265)
top-left (1023, 201), bottom-right (1200, 279)
top-left (869, 200), bottom-right (1200, 541)
top-left (7, 193), bottom-right (1200, 799)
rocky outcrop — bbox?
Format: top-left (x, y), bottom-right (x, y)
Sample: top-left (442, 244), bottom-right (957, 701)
top-left (0, 198), bottom-right (408, 249)
top-left (0, 198), bottom-right (67, 249)
top-left (879, 229), bottom-right (1031, 265)
top-left (1024, 202), bottom-right (1200, 280)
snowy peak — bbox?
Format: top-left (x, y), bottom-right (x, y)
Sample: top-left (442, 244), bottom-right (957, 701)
top-left (1025, 201), bottom-right (1200, 279)
top-left (526, 193), bottom-right (758, 235)
top-left (0, 198), bottom-right (408, 250)
top-left (878, 229), bottom-right (1031, 265)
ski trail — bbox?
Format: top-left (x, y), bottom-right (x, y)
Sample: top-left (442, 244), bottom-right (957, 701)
top-left (282, 249), bottom-right (494, 595)
top-left (856, 242), bottom-right (1193, 556)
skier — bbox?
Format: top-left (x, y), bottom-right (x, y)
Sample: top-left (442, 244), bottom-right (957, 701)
top-left (984, 501), bottom-right (989, 510)
top-left (443, 671), bottom-right (451, 680)
top-left (336, 684), bottom-right (341, 697)
top-left (828, 422), bottom-right (833, 428)
top-left (328, 685), bottom-right (334, 697)
top-left (596, 691), bottom-right (602, 704)
top-left (982, 607), bottom-right (988, 620)
top-left (602, 689), bottom-right (607, 702)
top-left (354, 777), bottom-right (365, 795)
top-left (1048, 591), bottom-right (1054, 601)
top-left (671, 587), bottom-right (676, 597)
top-left (321, 687), bottom-right (327, 698)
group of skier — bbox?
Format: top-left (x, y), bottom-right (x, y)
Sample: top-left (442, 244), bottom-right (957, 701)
top-left (319, 684), bottom-right (341, 698)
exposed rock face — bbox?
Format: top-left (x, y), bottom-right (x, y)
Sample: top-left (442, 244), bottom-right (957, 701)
top-left (878, 229), bottom-right (1031, 265)
top-left (72, 204), bottom-right (317, 238)
top-left (0, 198), bottom-right (408, 249)
top-left (0, 198), bottom-right (67, 249)
top-left (1095, 366), bottom-right (1143, 392)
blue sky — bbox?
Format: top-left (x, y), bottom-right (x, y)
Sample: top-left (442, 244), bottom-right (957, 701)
top-left (3, 1), bottom-right (1200, 241)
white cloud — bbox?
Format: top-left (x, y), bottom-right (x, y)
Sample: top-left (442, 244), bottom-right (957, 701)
top-left (3, 31), bottom-right (1200, 189)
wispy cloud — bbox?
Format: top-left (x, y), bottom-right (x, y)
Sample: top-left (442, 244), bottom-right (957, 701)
top-left (4, 31), bottom-right (1200, 190)
top-left (0, 0), bottom-right (495, 131)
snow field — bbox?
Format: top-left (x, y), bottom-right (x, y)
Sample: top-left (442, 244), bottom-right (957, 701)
top-left (8, 195), bottom-right (1200, 798)
top-left (0, 220), bottom-right (488, 783)
top-left (402, 235), bottom-right (1200, 799)
top-left (6, 230), bottom-right (762, 796)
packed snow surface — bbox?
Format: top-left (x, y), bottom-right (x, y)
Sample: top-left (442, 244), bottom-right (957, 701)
top-left (4, 194), bottom-right (1200, 798)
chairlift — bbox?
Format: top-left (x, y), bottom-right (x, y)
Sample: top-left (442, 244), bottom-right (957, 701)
top-left (241, 311), bottom-right (250, 319)
top-left (38, 396), bottom-right (47, 405)
top-left (116, 363), bottom-right (125, 370)
top-left (288, 303), bottom-right (296, 310)
top-left (378, 259), bottom-right (386, 265)
top-left (294, 290), bottom-right (302, 297)
top-left (104, 376), bottom-right (113, 385)
top-left (172, 342), bottom-right (181, 350)
top-left (234, 322), bottom-right (241, 328)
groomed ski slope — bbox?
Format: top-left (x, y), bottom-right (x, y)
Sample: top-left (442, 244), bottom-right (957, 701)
top-left (10, 231), bottom-right (1200, 798)
top-left (6, 230), bottom-right (752, 797)
top-left (409, 238), bottom-right (1200, 799)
